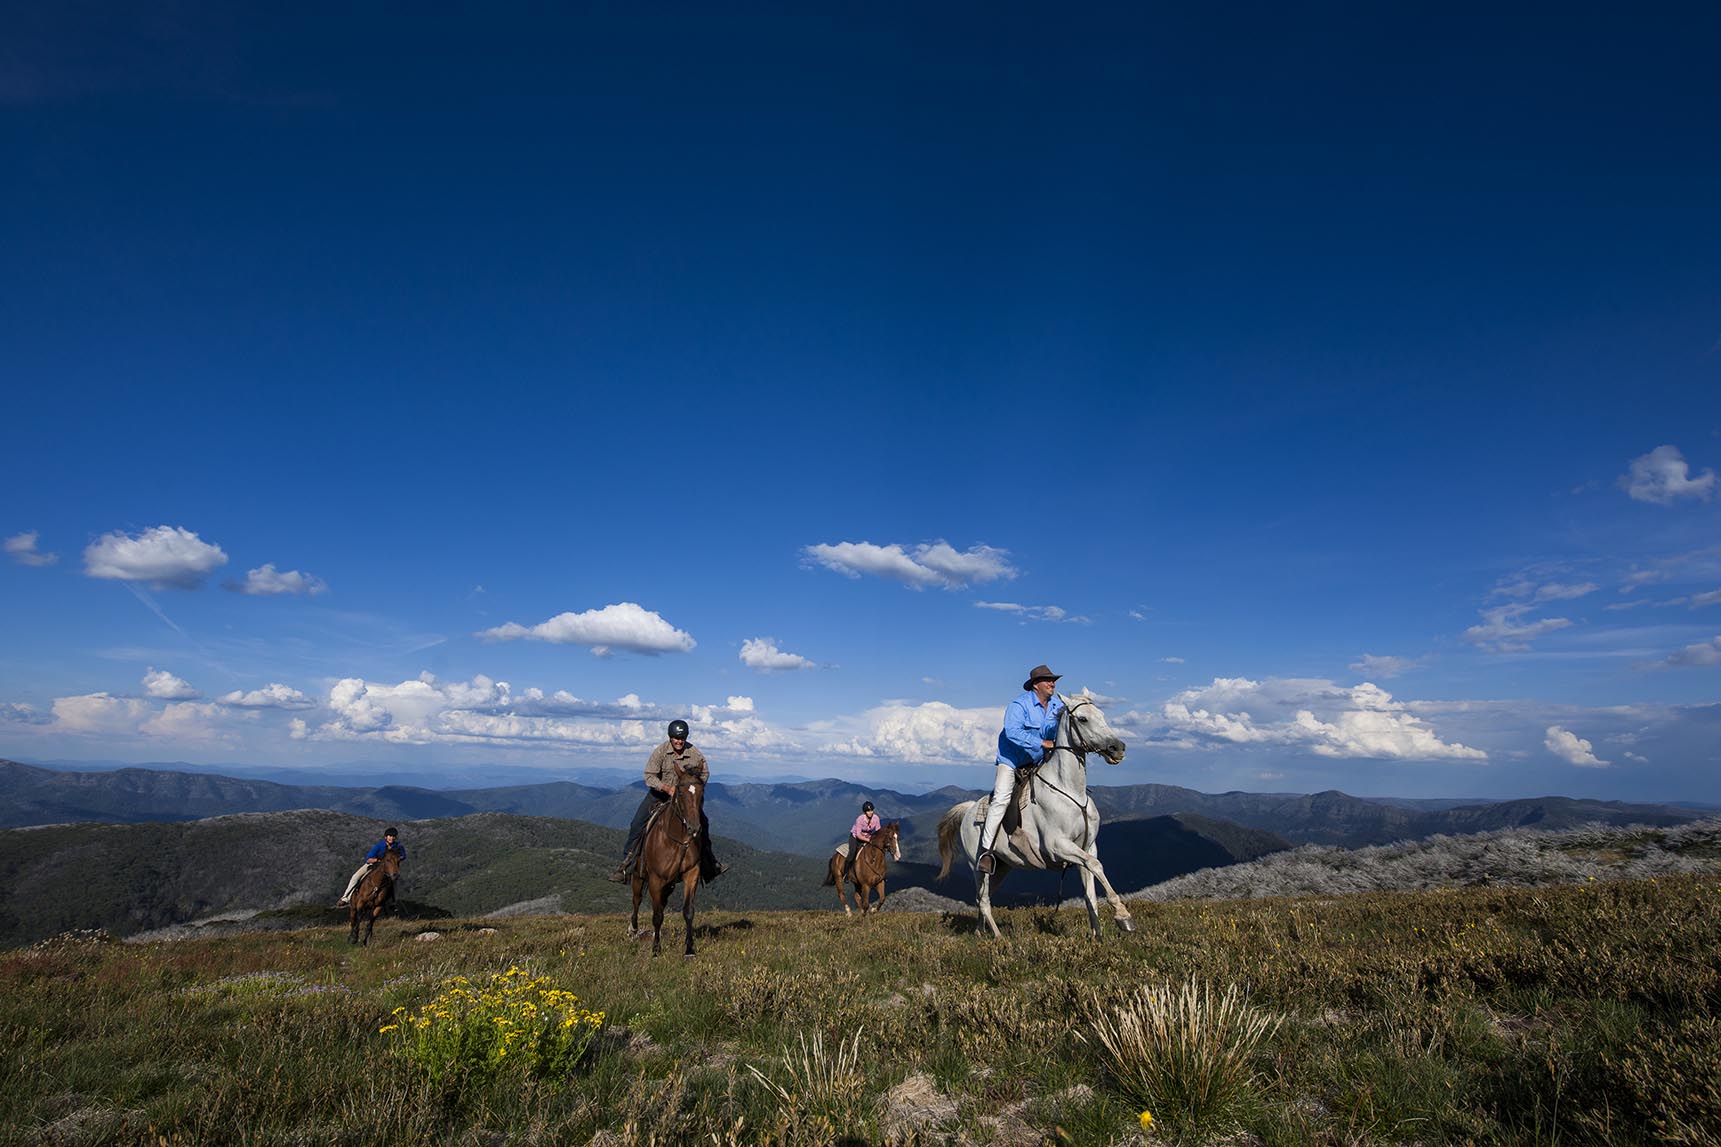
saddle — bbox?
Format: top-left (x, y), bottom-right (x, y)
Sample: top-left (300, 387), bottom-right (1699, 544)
top-left (973, 764), bottom-right (1039, 829)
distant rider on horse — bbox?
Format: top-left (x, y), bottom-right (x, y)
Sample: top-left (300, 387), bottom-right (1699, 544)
top-left (609, 719), bottom-right (728, 884)
top-left (337, 825), bottom-right (406, 906)
top-left (977, 665), bottom-right (1066, 874)
top-left (844, 800), bottom-right (882, 879)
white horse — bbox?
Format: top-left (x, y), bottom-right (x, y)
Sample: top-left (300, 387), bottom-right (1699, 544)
top-left (936, 693), bottom-right (1135, 939)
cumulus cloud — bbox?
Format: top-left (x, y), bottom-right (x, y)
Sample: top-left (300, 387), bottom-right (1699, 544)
top-left (1133, 677), bottom-right (1487, 762)
top-left (0, 702), bottom-right (52, 725)
top-left (83, 525), bottom-right (227, 589)
top-left (974, 601), bottom-right (1089, 623)
top-left (739, 637), bottom-right (818, 672)
top-left (1620, 445), bottom-right (1716, 505)
top-left (299, 672), bottom-right (788, 756)
top-left (1464, 604), bottom-right (1574, 652)
top-left (1349, 654), bottom-right (1421, 679)
top-left (141, 701), bottom-right (232, 742)
top-left (229, 563), bottom-right (328, 596)
top-left (822, 701), bottom-right (999, 763)
top-left (4, 530), bottom-right (58, 566)
top-left (802, 541), bottom-right (1016, 589)
top-left (141, 667), bottom-right (200, 700)
top-left (50, 693), bottom-right (151, 734)
top-left (1545, 725), bottom-right (1608, 767)
top-left (217, 683), bottom-right (316, 710)
top-left (477, 602), bottom-right (696, 656)
top-left (1662, 636), bottom-right (1721, 668)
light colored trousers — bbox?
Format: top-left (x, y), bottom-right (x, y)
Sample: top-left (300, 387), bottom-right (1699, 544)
top-left (978, 762), bottom-right (1018, 852)
top-left (339, 862), bottom-right (373, 902)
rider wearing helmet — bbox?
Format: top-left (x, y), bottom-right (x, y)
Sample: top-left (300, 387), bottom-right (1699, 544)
top-left (844, 800), bottom-right (882, 879)
top-left (609, 719), bottom-right (728, 883)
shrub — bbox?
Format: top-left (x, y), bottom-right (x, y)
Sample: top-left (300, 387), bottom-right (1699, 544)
top-left (1080, 977), bottom-right (1281, 1142)
top-left (381, 966), bottom-right (604, 1083)
top-left (744, 1027), bottom-right (869, 1143)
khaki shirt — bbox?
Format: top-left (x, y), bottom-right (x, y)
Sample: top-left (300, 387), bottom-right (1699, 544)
top-left (643, 741), bottom-right (708, 793)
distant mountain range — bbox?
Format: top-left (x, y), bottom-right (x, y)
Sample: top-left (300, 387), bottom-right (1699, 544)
top-left (1, 759), bottom-right (1699, 858)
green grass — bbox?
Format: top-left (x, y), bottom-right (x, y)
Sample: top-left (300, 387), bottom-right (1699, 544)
top-left (2, 873), bottom-right (1718, 1145)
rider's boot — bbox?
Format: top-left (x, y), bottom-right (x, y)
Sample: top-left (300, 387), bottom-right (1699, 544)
top-left (977, 850), bottom-right (997, 875)
top-left (607, 848), bottom-right (636, 883)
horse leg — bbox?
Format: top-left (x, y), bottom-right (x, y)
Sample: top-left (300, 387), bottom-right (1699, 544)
top-left (650, 880), bottom-right (668, 957)
top-left (875, 876), bottom-right (886, 913)
top-left (833, 859), bottom-right (851, 916)
top-left (1082, 855), bottom-right (1135, 934)
top-left (629, 875), bottom-right (644, 938)
top-left (681, 872), bottom-right (697, 957)
top-left (362, 906), bottom-right (377, 947)
top-left (975, 871), bottom-right (1003, 939)
top-left (348, 904), bottom-right (359, 945)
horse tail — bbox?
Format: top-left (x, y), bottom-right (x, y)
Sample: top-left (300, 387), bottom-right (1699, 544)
top-left (822, 857), bottom-right (837, 887)
top-left (936, 803), bottom-right (969, 882)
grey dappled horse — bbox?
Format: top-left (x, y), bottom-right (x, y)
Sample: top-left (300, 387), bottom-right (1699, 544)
top-left (936, 692), bottom-right (1134, 939)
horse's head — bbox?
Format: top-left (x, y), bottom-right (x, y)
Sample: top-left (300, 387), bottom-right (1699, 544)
top-left (671, 765), bottom-right (705, 814)
top-left (378, 844), bottom-right (404, 875)
top-left (876, 821), bottom-right (902, 861)
top-left (1061, 691), bottom-right (1127, 765)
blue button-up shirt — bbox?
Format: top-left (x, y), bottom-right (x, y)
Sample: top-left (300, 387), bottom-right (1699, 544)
top-left (996, 691), bottom-right (1065, 768)
top-left (365, 838), bottom-right (405, 861)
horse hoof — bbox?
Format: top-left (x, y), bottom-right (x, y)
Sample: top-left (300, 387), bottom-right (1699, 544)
top-left (1117, 918), bottom-right (1136, 934)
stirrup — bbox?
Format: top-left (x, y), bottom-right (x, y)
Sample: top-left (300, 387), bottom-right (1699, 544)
top-left (977, 851), bottom-right (997, 875)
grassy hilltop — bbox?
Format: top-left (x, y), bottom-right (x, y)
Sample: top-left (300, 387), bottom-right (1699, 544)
top-left (4, 871), bottom-right (1718, 1145)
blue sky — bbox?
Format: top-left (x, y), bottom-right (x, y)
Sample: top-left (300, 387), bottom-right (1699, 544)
top-left (3, 4), bottom-right (1719, 801)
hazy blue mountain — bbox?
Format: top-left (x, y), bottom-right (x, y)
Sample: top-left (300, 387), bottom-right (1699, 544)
top-left (3, 760), bottom-right (1700, 860)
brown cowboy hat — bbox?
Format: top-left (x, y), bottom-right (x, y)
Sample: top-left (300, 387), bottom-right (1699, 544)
top-left (1022, 664), bottom-right (1062, 690)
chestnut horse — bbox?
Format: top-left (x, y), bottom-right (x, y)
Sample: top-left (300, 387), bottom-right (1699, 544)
top-left (348, 844), bottom-right (402, 946)
top-left (824, 821), bottom-right (901, 916)
top-left (630, 764), bottom-right (704, 956)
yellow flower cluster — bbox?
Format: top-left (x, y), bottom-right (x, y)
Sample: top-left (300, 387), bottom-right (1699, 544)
top-left (380, 966), bottom-right (604, 1081)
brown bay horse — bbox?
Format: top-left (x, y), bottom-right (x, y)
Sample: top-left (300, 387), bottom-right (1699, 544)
top-left (348, 844), bottom-right (402, 946)
top-left (824, 821), bottom-right (901, 916)
top-left (630, 764), bottom-right (705, 956)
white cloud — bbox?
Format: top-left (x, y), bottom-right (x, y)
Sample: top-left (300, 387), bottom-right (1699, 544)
top-left (974, 601), bottom-right (1089, 623)
top-left (0, 702), bottom-right (52, 725)
top-left (802, 541), bottom-right (1016, 590)
top-left (4, 530), bottom-right (58, 567)
top-left (83, 525), bottom-right (228, 589)
top-left (1135, 677), bottom-right (1487, 762)
top-left (231, 563), bottom-right (328, 596)
top-left (1544, 725), bottom-right (1608, 768)
top-left (822, 700), bottom-right (999, 763)
top-left (739, 637), bottom-right (818, 672)
top-left (1160, 656), bottom-right (1185, 664)
top-left (1621, 445), bottom-right (1716, 505)
top-left (141, 667), bottom-right (200, 700)
top-left (1349, 654), bottom-right (1420, 679)
top-left (50, 693), bottom-right (150, 734)
top-left (141, 701), bottom-right (233, 742)
top-left (476, 602), bottom-right (696, 656)
top-left (217, 683), bottom-right (316, 710)
top-left (1662, 636), bottom-right (1721, 668)
top-left (299, 673), bottom-right (790, 756)
top-left (1691, 589), bottom-right (1721, 608)
top-left (1494, 579), bottom-right (1598, 603)
top-left (1624, 751), bottom-right (1648, 763)
top-left (1464, 604), bottom-right (1574, 652)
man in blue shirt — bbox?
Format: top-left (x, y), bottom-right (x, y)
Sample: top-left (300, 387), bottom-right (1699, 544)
top-left (978, 665), bottom-right (1066, 874)
top-left (337, 826), bottom-right (406, 906)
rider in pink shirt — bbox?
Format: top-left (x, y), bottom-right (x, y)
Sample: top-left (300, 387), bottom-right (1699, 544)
top-left (846, 801), bottom-right (881, 878)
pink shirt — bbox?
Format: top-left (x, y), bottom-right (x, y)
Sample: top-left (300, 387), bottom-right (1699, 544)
top-left (851, 812), bottom-right (880, 840)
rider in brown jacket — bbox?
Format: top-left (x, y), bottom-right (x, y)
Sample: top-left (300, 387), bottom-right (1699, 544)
top-left (608, 719), bottom-right (728, 883)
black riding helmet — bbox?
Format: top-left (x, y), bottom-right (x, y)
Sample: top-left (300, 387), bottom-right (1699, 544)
top-left (862, 801), bottom-right (875, 813)
top-left (667, 719), bottom-right (690, 740)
